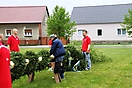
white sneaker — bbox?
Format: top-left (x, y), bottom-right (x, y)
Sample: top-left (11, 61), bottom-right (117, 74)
top-left (48, 68), bottom-right (53, 71)
top-left (85, 68), bottom-right (89, 70)
top-left (52, 77), bottom-right (54, 79)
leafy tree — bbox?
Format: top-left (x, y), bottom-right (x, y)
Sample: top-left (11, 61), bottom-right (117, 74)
top-left (122, 9), bottom-right (132, 35)
top-left (46, 5), bottom-right (76, 38)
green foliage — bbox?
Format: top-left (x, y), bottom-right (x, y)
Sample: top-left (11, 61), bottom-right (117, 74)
top-left (23, 51), bottom-right (39, 75)
top-left (90, 46), bottom-right (112, 63)
top-left (122, 9), bottom-right (132, 35)
top-left (64, 46), bottom-right (86, 71)
top-left (46, 5), bottom-right (76, 38)
top-left (37, 49), bottom-right (50, 71)
top-left (11, 52), bottom-right (26, 81)
top-left (10, 45), bottom-right (111, 81)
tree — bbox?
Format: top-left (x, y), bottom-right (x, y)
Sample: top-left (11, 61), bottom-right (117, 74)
top-left (122, 9), bottom-right (132, 35)
top-left (46, 5), bottom-right (76, 38)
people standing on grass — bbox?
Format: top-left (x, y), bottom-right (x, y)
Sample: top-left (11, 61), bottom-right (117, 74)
top-left (49, 34), bottom-right (65, 83)
top-left (7, 28), bottom-right (20, 52)
top-left (82, 30), bottom-right (91, 70)
top-left (0, 33), bottom-right (12, 88)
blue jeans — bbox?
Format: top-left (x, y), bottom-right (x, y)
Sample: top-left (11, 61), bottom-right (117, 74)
top-left (82, 52), bottom-right (91, 70)
top-left (55, 56), bottom-right (64, 62)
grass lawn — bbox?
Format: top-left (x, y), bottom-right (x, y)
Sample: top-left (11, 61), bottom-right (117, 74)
top-left (20, 48), bottom-right (50, 53)
top-left (12, 48), bottom-right (132, 88)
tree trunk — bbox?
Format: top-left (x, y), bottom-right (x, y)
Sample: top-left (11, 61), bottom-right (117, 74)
top-left (28, 72), bottom-right (35, 83)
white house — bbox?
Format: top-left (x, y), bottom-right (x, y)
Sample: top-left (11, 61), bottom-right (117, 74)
top-left (71, 3), bottom-right (132, 44)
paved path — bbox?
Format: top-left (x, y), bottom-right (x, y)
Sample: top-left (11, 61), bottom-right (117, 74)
top-left (94, 45), bottom-right (132, 48)
top-left (20, 45), bottom-right (50, 48)
top-left (20, 45), bottom-right (132, 48)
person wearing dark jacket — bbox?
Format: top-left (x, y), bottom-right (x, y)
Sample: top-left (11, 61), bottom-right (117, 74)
top-left (50, 34), bottom-right (65, 83)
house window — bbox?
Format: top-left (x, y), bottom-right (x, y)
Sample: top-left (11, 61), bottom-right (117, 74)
top-left (5, 29), bottom-right (12, 37)
top-left (117, 28), bottom-right (126, 35)
top-left (24, 28), bottom-right (33, 37)
top-left (97, 29), bottom-right (102, 36)
top-left (122, 29), bottom-right (126, 34)
top-left (78, 30), bottom-right (83, 36)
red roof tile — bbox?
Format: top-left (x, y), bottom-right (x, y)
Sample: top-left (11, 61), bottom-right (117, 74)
top-left (0, 6), bottom-right (49, 23)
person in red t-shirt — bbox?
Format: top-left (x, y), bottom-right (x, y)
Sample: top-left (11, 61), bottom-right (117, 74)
top-left (82, 30), bottom-right (91, 70)
top-left (7, 28), bottom-right (20, 52)
top-left (0, 33), bottom-right (12, 88)
top-left (48, 39), bottom-right (52, 47)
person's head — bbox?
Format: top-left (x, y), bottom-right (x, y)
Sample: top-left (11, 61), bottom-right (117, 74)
top-left (12, 28), bottom-right (18, 36)
top-left (49, 34), bottom-right (56, 40)
top-left (82, 30), bottom-right (88, 37)
top-left (54, 33), bottom-right (57, 37)
top-left (0, 33), bottom-right (3, 41)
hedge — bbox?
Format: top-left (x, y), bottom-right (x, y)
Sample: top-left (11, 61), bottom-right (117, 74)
top-left (10, 45), bottom-right (112, 81)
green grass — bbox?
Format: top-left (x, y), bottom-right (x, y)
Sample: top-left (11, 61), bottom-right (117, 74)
top-left (20, 48), bottom-right (50, 53)
top-left (12, 48), bottom-right (132, 88)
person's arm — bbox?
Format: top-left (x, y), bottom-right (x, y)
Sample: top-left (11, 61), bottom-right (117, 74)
top-left (88, 44), bottom-right (90, 50)
top-left (86, 37), bottom-right (91, 53)
top-left (7, 37), bottom-right (11, 52)
top-left (50, 41), bottom-right (58, 55)
top-left (7, 45), bottom-right (10, 52)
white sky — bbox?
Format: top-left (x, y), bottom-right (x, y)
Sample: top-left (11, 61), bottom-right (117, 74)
top-left (0, 0), bottom-right (132, 14)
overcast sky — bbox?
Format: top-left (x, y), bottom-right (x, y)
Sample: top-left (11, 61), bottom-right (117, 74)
top-left (1, 0), bottom-right (132, 14)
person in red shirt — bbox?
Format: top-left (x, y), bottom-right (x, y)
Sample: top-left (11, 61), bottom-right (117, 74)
top-left (0, 33), bottom-right (12, 88)
top-left (82, 30), bottom-right (91, 70)
top-left (48, 39), bottom-right (52, 47)
top-left (7, 28), bottom-right (20, 52)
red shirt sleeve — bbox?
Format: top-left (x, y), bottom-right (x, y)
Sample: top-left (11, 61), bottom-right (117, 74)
top-left (48, 40), bottom-right (52, 45)
top-left (7, 36), bottom-right (11, 45)
top-left (18, 37), bottom-right (20, 45)
top-left (87, 37), bottom-right (91, 44)
top-left (7, 49), bottom-right (10, 65)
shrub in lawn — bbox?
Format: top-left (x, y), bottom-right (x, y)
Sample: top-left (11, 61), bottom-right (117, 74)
top-left (90, 46), bottom-right (112, 63)
top-left (63, 50), bottom-right (71, 71)
top-left (64, 46), bottom-right (86, 71)
top-left (64, 45), bottom-right (112, 71)
top-left (37, 49), bottom-right (50, 71)
top-left (23, 51), bottom-right (39, 82)
top-left (23, 51), bottom-right (39, 75)
top-left (10, 52), bottom-right (26, 81)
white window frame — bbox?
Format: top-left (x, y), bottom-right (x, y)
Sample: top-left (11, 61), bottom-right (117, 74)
top-left (5, 29), bottom-right (12, 37)
top-left (23, 28), bottom-right (33, 37)
top-left (117, 28), bottom-right (126, 35)
top-left (77, 28), bottom-right (88, 36)
top-left (97, 28), bottom-right (103, 36)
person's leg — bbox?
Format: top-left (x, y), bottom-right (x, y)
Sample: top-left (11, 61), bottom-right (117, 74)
top-left (54, 62), bottom-right (61, 83)
top-left (82, 52), bottom-right (87, 70)
top-left (58, 73), bottom-right (62, 82)
top-left (86, 53), bottom-right (91, 70)
top-left (60, 63), bottom-right (65, 79)
top-left (56, 56), bottom-right (65, 79)
top-left (82, 52), bottom-right (91, 70)
top-left (51, 62), bottom-right (55, 70)
top-left (54, 73), bottom-right (59, 83)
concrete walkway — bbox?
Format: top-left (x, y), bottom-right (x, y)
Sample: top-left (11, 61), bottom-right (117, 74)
top-left (20, 45), bottom-right (132, 48)
top-left (94, 45), bottom-right (132, 48)
top-left (20, 45), bottom-right (50, 48)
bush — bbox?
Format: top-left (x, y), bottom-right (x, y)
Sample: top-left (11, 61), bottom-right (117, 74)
top-left (90, 46), bottom-right (112, 63)
top-left (10, 45), bottom-right (112, 81)
top-left (23, 51), bottom-right (39, 75)
top-left (64, 46), bottom-right (85, 71)
top-left (10, 52), bottom-right (26, 81)
top-left (37, 49), bottom-right (50, 71)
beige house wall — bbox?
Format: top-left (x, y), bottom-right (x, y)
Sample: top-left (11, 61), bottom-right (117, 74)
top-left (41, 10), bottom-right (49, 36)
top-left (0, 24), bottom-right (39, 40)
